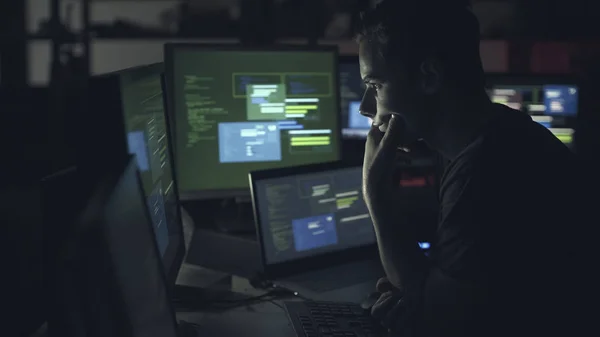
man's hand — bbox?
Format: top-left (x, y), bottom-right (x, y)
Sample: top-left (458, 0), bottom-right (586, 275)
top-left (362, 115), bottom-right (405, 222)
top-left (371, 277), bottom-right (407, 332)
top-left (363, 115), bottom-right (424, 290)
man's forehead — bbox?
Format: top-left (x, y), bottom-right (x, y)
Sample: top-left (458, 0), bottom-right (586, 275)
top-left (358, 41), bottom-right (387, 80)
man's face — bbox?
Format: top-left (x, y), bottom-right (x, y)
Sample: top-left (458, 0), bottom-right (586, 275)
top-left (358, 41), bottom-right (437, 147)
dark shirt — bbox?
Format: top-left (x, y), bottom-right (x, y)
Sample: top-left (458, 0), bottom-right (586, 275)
top-left (420, 104), bottom-right (586, 336)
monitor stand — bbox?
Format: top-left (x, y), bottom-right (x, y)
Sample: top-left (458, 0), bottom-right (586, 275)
top-left (213, 197), bottom-right (256, 234)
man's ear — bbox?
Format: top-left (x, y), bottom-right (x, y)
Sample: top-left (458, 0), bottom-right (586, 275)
top-left (419, 58), bottom-right (443, 95)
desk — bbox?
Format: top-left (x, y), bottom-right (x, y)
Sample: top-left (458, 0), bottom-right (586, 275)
top-left (175, 263), bottom-right (297, 337)
top-left (177, 306), bottom-right (294, 337)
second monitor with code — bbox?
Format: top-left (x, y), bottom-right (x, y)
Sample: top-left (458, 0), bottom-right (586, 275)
top-left (165, 45), bottom-right (342, 199)
top-left (252, 165), bottom-right (374, 265)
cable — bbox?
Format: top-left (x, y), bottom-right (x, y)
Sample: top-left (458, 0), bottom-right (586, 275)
top-left (249, 273), bottom-right (310, 301)
top-left (268, 300), bottom-right (284, 310)
top-left (173, 274), bottom-right (308, 312)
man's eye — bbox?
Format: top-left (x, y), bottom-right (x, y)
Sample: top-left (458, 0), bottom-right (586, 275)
top-left (368, 83), bottom-right (382, 90)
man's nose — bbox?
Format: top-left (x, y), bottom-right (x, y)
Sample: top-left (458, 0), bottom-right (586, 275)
top-left (359, 88), bottom-right (376, 118)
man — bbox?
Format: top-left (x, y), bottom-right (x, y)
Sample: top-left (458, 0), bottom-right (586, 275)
top-left (357, 1), bottom-right (589, 336)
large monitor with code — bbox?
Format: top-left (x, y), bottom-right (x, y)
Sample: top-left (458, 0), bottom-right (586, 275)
top-left (89, 64), bottom-right (185, 287)
top-left (339, 56), bottom-right (371, 138)
top-left (486, 75), bottom-right (579, 148)
top-left (165, 44), bottom-right (342, 199)
top-left (251, 164), bottom-right (375, 265)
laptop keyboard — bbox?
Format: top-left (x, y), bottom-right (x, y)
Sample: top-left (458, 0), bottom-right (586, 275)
top-left (284, 301), bottom-right (385, 337)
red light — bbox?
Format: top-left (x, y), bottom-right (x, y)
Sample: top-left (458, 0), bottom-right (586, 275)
top-left (399, 177), bottom-right (427, 187)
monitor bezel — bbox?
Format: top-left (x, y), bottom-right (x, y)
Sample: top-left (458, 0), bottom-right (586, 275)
top-left (248, 160), bottom-right (378, 279)
top-left (164, 43), bottom-right (344, 201)
top-left (159, 74), bottom-right (186, 288)
top-left (89, 64), bottom-right (186, 290)
top-left (74, 156), bottom-right (180, 337)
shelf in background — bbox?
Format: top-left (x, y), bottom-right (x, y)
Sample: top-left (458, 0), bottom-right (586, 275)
top-left (26, 38), bottom-right (508, 86)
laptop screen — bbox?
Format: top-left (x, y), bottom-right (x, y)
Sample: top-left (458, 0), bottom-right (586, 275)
top-left (254, 166), bottom-right (376, 265)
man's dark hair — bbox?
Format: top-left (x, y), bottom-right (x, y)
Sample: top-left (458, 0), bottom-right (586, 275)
top-left (355, 0), bottom-right (484, 87)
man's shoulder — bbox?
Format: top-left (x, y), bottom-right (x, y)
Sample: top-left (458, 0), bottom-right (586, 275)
top-left (440, 104), bottom-right (577, 203)
top-left (446, 105), bottom-right (574, 177)
top-left (482, 104), bottom-right (572, 153)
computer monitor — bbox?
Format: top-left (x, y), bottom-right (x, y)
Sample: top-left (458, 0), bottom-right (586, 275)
top-left (250, 162), bottom-right (432, 276)
top-left (486, 74), bottom-right (579, 148)
top-left (339, 55), bottom-right (371, 138)
top-left (164, 44), bottom-right (343, 200)
top-left (58, 157), bottom-right (180, 337)
top-left (88, 64), bottom-right (185, 287)
top-left (250, 163), bottom-right (374, 276)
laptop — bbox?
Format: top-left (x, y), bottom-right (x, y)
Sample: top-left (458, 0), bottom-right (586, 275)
top-left (251, 162), bottom-right (420, 303)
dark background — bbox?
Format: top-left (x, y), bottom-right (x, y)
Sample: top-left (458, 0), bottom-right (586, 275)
top-left (2, 0), bottom-right (600, 335)
top-left (4, 0), bottom-right (600, 181)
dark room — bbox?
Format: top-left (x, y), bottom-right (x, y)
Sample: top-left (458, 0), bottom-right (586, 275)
top-left (3, 0), bottom-right (599, 336)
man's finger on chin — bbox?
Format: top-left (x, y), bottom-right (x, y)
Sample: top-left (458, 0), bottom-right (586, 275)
top-left (379, 115), bottom-right (405, 152)
top-left (367, 125), bottom-right (384, 145)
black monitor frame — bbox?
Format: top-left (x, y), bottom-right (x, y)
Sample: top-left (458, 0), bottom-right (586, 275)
top-left (164, 43), bottom-right (344, 201)
top-left (87, 64), bottom-right (185, 289)
top-left (249, 160), bottom-right (378, 279)
top-left (73, 156), bottom-right (180, 337)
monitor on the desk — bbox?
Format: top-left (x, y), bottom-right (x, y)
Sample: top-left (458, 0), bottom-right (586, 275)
top-left (62, 157), bottom-right (180, 337)
top-left (164, 44), bottom-right (343, 200)
top-left (486, 74), bottom-right (579, 148)
top-left (339, 55), bottom-right (371, 138)
top-left (88, 64), bottom-right (185, 288)
top-left (251, 163), bottom-right (374, 267)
